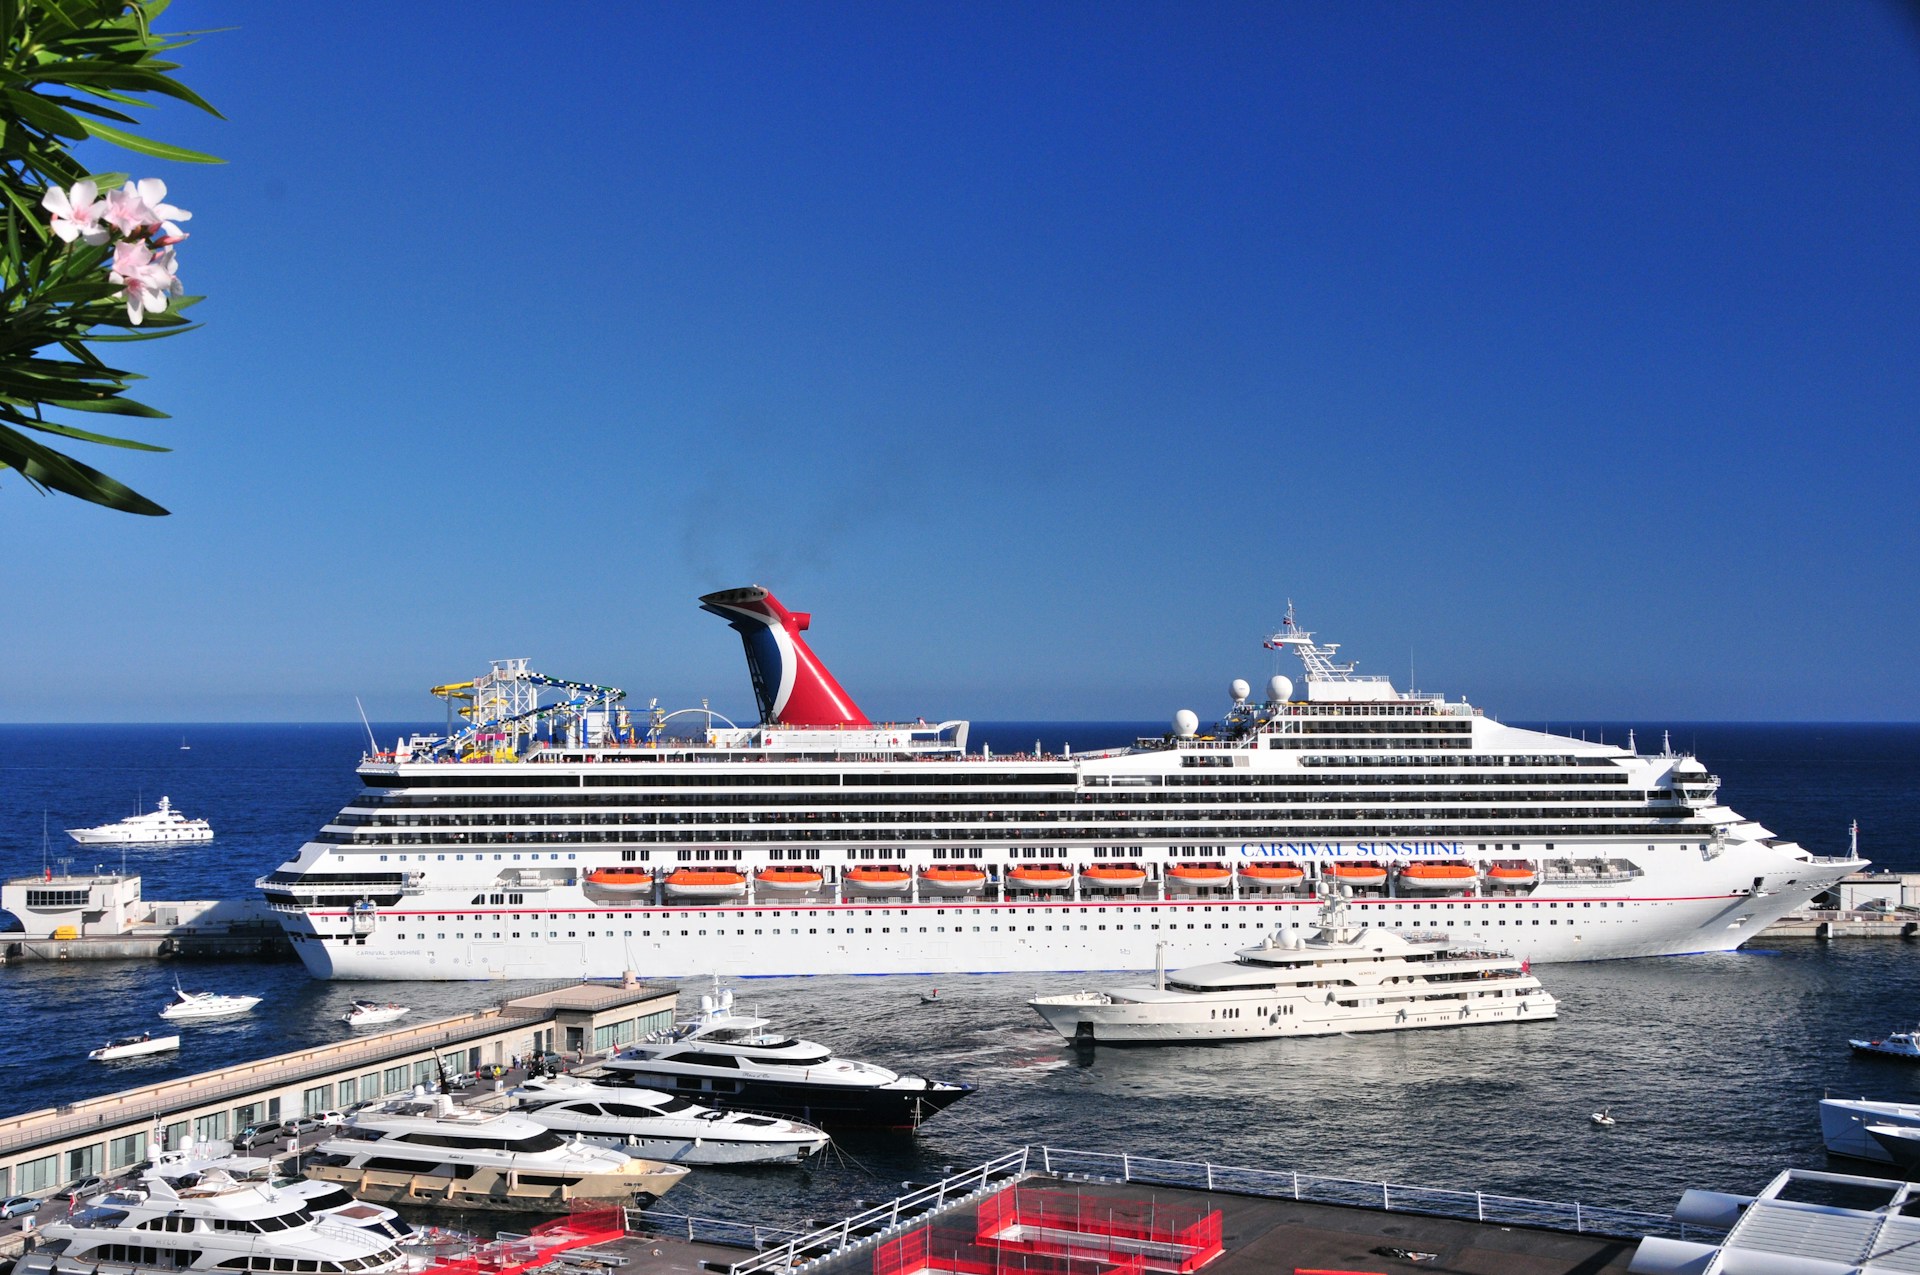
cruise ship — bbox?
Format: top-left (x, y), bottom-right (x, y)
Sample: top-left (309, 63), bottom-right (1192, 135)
top-left (260, 587), bottom-right (1864, 981)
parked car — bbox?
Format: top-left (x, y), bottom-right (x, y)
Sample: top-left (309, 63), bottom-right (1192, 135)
top-left (64, 1177), bottom-right (105, 1201)
top-left (233, 1121), bottom-right (291, 1150)
top-left (318, 1110), bottom-right (346, 1127)
top-left (0, 1195), bottom-right (39, 1219)
top-left (287, 1115), bottom-right (330, 1135)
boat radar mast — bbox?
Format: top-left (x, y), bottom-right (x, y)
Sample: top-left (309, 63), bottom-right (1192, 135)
top-left (1262, 601), bottom-right (1403, 702)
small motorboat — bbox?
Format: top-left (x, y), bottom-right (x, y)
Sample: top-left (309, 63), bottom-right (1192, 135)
top-left (1850, 1027), bottom-right (1920, 1061)
top-left (920, 989), bottom-right (942, 1005)
top-left (90, 1032), bottom-right (180, 1061)
top-left (1591, 1109), bottom-right (1616, 1127)
top-left (158, 981), bottom-right (262, 1021)
top-left (344, 1000), bottom-right (411, 1028)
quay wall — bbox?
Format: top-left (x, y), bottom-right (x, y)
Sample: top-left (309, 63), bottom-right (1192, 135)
top-left (0, 980), bottom-right (677, 1203)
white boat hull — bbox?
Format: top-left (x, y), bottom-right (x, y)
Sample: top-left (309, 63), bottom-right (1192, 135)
top-left (160, 996), bottom-right (260, 1021)
top-left (1029, 988), bottom-right (1558, 1043)
top-left (579, 1131), bottom-right (826, 1166)
top-left (90, 1035), bottom-right (180, 1060)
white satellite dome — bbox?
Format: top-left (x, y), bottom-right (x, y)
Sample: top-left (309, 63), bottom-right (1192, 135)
top-left (1173, 709), bottom-right (1200, 738)
top-left (1268, 675), bottom-right (1293, 703)
top-left (1230, 679), bottom-right (1251, 704)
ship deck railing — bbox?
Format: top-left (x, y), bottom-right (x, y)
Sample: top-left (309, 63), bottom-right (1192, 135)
top-left (709, 1145), bottom-right (1718, 1275)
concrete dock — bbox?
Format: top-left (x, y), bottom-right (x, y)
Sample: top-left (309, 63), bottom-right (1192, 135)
top-left (0, 978), bottom-right (676, 1209)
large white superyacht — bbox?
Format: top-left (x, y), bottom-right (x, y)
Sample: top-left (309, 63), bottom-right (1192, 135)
top-left (261, 587), bottom-right (1863, 981)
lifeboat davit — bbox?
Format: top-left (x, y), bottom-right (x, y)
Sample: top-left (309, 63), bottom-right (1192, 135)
top-left (919, 865), bottom-right (987, 896)
top-left (663, 868), bottom-right (748, 900)
top-left (754, 866), bottom-right (825, 895)
top-left (844, 866), bottom-right (913, 896)
top-left (1008, 865), bottom-right (1073, 891)
top-left (585, 868), bottom-right (654, 895)
top-left (1327, 862), bottom-right (1388, 887)
top-left (1166, 862), bottom-right (1232, 888)
top-left (1238, 862), bottom-right (1305, 888)
top-left (1486, 863), bottom-right (1538, 888)
top-left (1081, 863), bottom-right (1148, 889)
top-left (1399, 862), bottom-right (1478, 891)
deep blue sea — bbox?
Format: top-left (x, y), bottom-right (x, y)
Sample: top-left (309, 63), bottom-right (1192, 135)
top-left (1, 721), bottom-right (1916, 1230)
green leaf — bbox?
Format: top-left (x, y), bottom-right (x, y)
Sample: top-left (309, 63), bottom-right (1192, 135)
top-left (16, 417), bottom-right (169, 450)
top-left (0, 422), bottom-right (169, 515)
top-left (78, 116), bottom-right (222, 163)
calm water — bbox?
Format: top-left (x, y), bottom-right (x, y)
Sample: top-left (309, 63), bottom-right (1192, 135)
top-left (1, 721), bottom-right (1916, 1228)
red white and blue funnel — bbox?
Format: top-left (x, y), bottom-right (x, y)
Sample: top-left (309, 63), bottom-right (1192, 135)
top-left (699, 586), bottom-right (871, 727)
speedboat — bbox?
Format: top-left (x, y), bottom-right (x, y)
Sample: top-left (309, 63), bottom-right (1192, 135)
top-left (304, 1092), bottom-right (687, 1212)
top-left (158, 982), bottom-right (262, 1021)
top-left (1027, 893), bottom-right (1558, 1045)
top-left (1591, 1110), bottom-right (1616, 1127)
top-left (89, 1032), bottom-right (179, 1061)
top-left (13, 1166), bottom-right (409, 1275)
top-left (344, 1000), bottom-right (410, 1027)
top-left (1849, 1026), bottom-right (1920, 1060)
top-left (66, 795), bottom-right (212, 845)
top-left (598, 985), bottom-right (974, 1131)
top-left (512, 1075), bottom-right (829, 1165)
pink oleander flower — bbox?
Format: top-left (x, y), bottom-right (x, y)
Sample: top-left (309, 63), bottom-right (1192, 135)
top-left (42, 180), bottom-right (110, 245)
top-left (102, 177), bottom-right (191, 238)
top-left (155, 221), bottom-right (190, 247)
top-left (109, 240), bottom-right (183, 325)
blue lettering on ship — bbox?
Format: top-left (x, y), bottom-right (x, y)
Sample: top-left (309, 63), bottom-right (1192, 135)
top-left (1237, 842), bottom-right (1464, 861)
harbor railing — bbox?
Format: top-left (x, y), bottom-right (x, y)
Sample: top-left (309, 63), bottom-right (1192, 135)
top-left (711, 1145), bottom-right (1712, 1274)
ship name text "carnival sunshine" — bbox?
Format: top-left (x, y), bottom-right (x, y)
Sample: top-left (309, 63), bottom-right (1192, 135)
top-left (1236, 842), bottom-right (1466, 860)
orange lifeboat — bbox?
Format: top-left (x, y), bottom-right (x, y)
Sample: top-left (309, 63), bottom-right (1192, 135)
top-left (585, 867), bottom-right (653, 895)
top-left (1166, 862), bottom-right (1233, 887)
top-left (844, 866), bottom-right (913, 896)
top-left (1007, 865), bottom-right (1073, 891)
top-left (1081, 862), bottom-right (1148, 889)
top-left (754, 866), bottom-right (825, 895)
top-left (919, 865), bottom-right (987, 896)
top-left (1486, 862), bottom-right (1538, 888)
top-left (1327, 862), bottom-right (1388, 887)
top-left (663, 868), bottom-right (747, 900)
top-left (1398, 862), bottom-right (1478, 892)
top-left (1238, 862), bottom-right (1305, 888)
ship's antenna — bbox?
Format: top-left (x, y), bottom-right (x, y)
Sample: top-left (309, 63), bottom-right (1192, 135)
top-left (354, 697), bottom-right (379, 758)
top-left (1851, 820), bottom-right (1859, 859)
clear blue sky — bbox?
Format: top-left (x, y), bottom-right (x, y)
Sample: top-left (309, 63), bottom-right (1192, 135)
top-left (4, 2), bottom-right (1917, 724)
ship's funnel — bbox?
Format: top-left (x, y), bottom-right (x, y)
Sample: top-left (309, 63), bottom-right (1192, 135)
top-left (699, 586), bottom-right (872, 726)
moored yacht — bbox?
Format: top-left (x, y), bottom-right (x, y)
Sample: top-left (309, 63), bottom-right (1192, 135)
top-left (14, 1166), bottom-right (407, 1275)
top-left (68, 796), bottom-right (212, 845)
top-left (595, 986), bottom-right (973, 1132)
top-left (511, 1075), bottom-right (829, 1164)
top-left (303, 1092), bottom-right (686, 1212)
top-left (1027, 893), bottom-right (1558, 1045)
top-left (1820, 1096), bottom-right (1920, 1164)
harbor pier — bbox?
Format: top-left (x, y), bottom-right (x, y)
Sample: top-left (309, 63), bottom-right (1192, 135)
top-left (0, 979), bottom-right (676, 1208)
top-left (0, 869), bottom-right (291, 963)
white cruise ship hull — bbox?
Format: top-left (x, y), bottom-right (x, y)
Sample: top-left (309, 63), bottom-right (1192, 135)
top-left (261, 588), bottom-right (1864, 983)
top-left (279, 843), bottom-right (1843, 982)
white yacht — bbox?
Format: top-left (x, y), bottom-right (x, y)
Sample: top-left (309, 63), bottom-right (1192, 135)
top-left (159, 982), bottom-right (262, 1022)
top-left (1028, 893), bottom-right (1558, 1044)
top-left (14, 1166), bottom-right (407, 1275)
top-left (511, 1075), bottom-right (830, 1165)
top-left (261, 589), bottom-right (1863, 982)
top-left (89, 1032), bottom-right (179, 1061)
top-left (69, 796), bottom-right (212, 845)
top-left (597, 986), bottom-right (974, 1132)
top-left (1819, 1096), bottom-right (1920, 1164)
top-left (342, 1000), bottom-right (409, 1028)
top-left (1848, 1025), bottom-right (1920, 1061)
top-left (303, 1092), bottom-right (687, 1212)
top-left (140, 1148), bottom-right (417, 1247)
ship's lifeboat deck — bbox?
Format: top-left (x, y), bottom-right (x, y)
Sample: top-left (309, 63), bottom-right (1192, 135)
top-left (1398, 862), bottom-right (1479, 891)
top-left (663, 868), bottom-right (748, 900)
top-left (1238, 862), bottom-right (1306, 888)
top-left (844, 866), bottom-right (914, 896)
top-left (1081, 863), bottom-right (1148, 889)
top-left (585, 868), bottom-right (653, 895)
top-left (755, 866), bottom-right (825, 894)
top-left (919, 865), bottom-right (987, 895)
top-left (1008, 865), bottom-right (1073, 891)
top-left (1326, 862), bottom-right (1389, 887)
